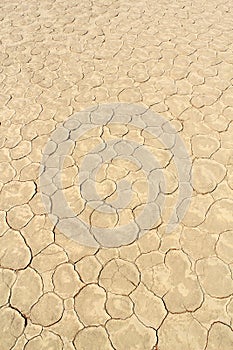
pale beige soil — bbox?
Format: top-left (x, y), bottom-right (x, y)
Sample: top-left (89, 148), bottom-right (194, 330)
top-left (0, 0), bottom-right (233, 349)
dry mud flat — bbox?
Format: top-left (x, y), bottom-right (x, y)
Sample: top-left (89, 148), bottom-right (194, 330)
top-left (0, 0), bottom-right (233, 349)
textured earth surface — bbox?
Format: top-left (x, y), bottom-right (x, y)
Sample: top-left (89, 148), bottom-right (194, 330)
top-left (0, 0), bottom-right (233, 349)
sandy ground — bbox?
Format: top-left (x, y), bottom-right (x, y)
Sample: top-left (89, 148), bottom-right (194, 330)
top-left (0, 0), bottom-right (233, 349)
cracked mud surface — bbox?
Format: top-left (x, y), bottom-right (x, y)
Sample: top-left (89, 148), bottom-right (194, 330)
top-left (0, 0), bottom-right (233, 349)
